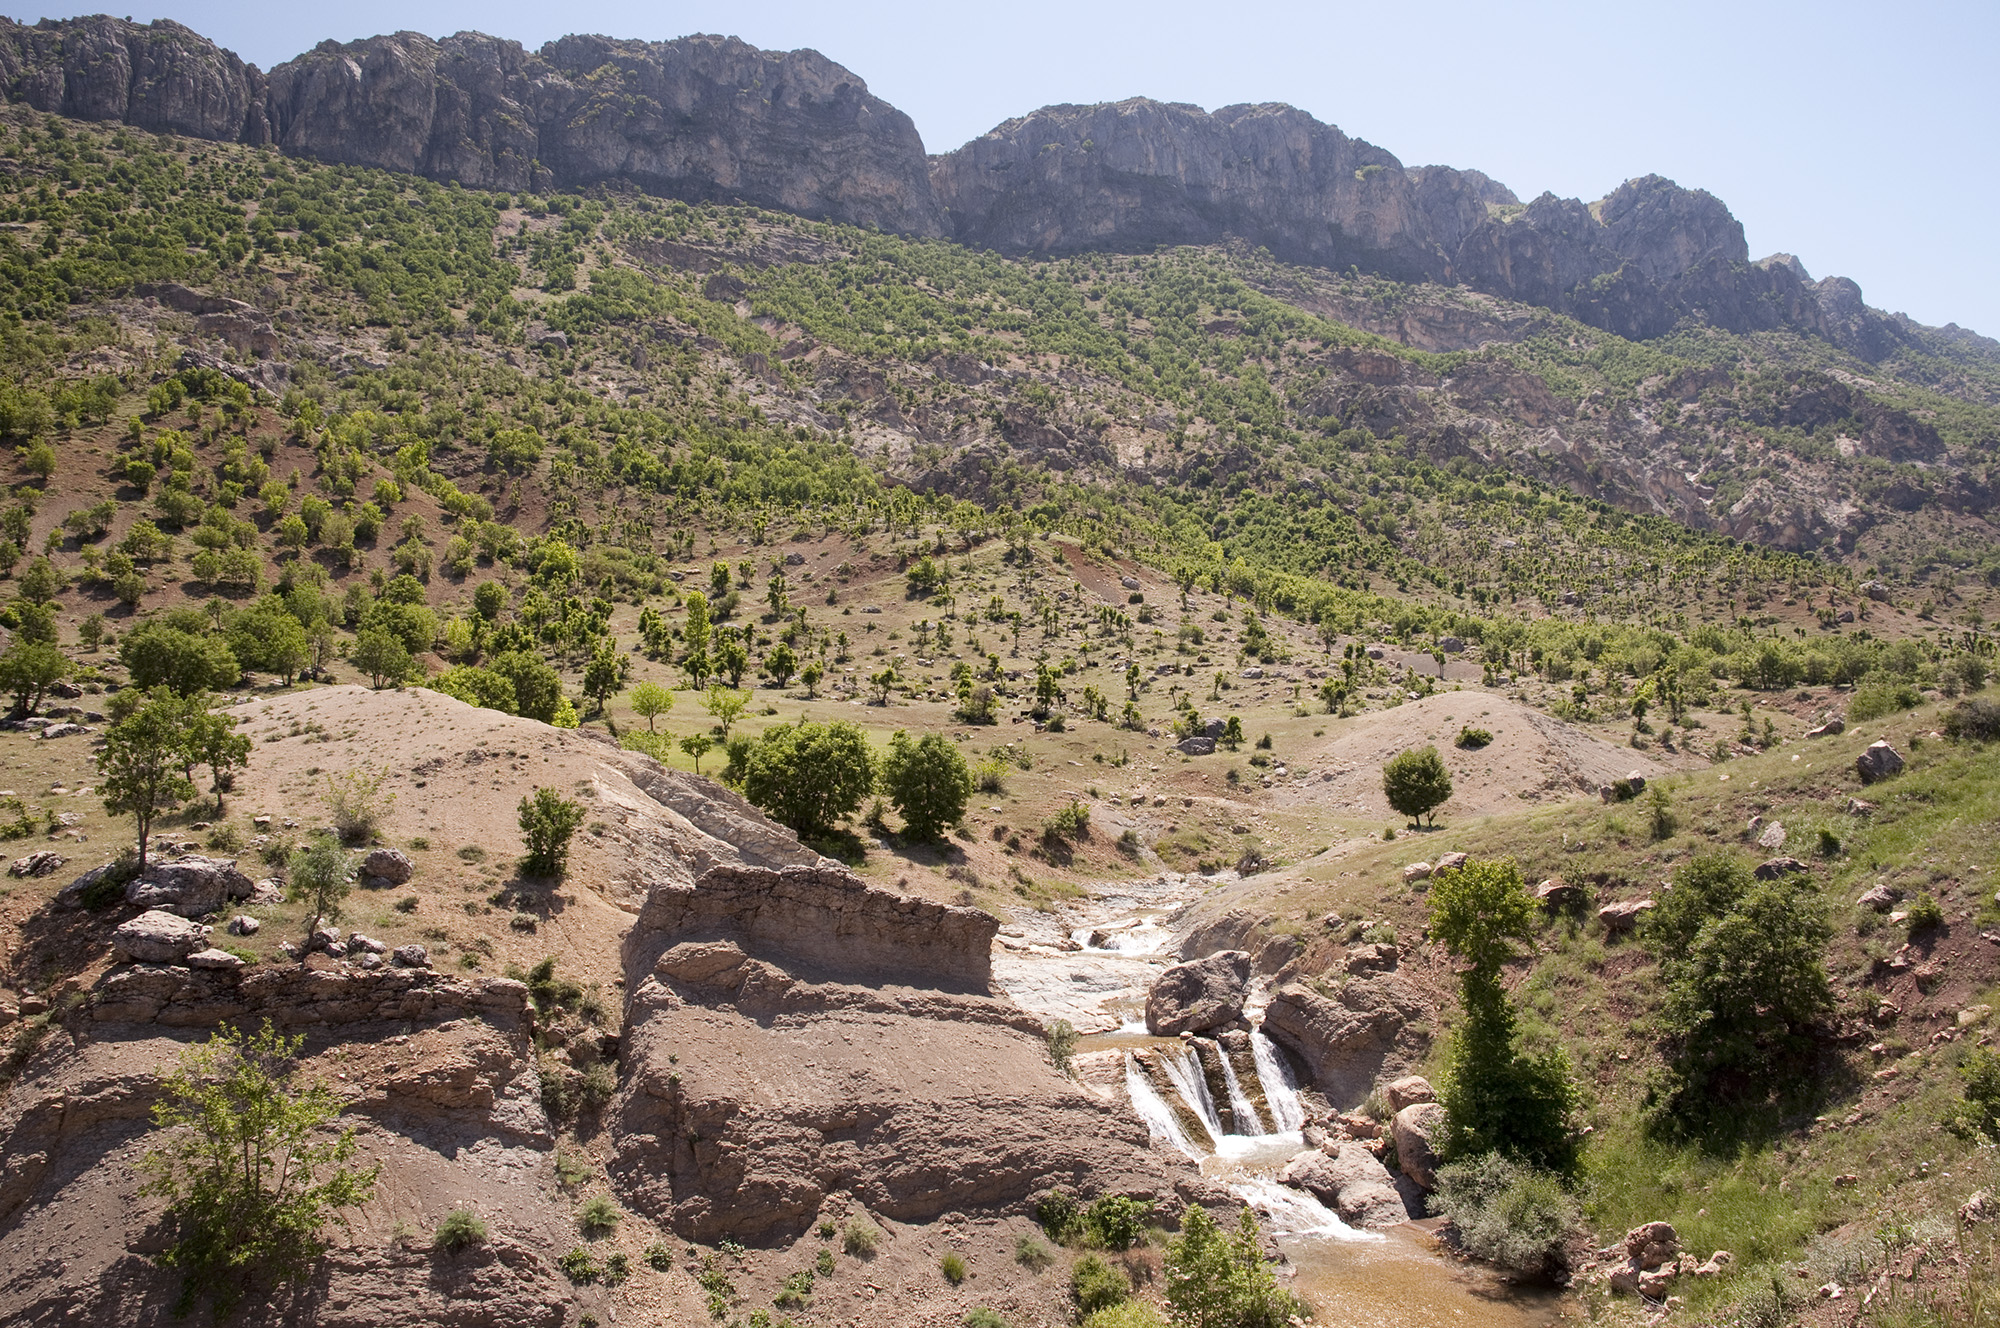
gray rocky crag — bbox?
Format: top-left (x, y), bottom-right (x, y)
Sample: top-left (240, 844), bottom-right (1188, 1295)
top-left (0, 17), bottom-right (1948, 356)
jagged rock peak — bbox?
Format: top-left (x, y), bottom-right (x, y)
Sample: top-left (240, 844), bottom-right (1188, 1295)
top-left (0, 16), bottom-right (944, 235)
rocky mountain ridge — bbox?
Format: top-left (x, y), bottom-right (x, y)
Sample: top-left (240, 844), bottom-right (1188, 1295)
top-left (0, 14), bottom-right (1969, 356)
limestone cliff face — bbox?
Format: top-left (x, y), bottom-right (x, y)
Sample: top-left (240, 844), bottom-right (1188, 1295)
top-left (0, 16), bottom-right (1943, 352)
top-left (928, 101), bottom-right (1862, 344)
top-left (0, 18), bottom-right (944, 235)
top-left (0, 15), bottom-right (261, 142)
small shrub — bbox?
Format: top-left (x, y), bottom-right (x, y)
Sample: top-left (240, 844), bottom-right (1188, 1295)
top-left (1084, 1195), bottom-right (1152, 1251)
top-left (559, 1245), bottom-right (601, 1284)
top-left (518, 787), bottom-right (586, 878)
top-left (1043, 800), bottom-right (1091, 842)
top-left (603, 1251), bottom-right (630, 1285)
top-left (644, 1241), bottom-right (674, 1271)
top-left (1849, 678), bottom-right (1922, 723)
top-left (577, 1193), bottom-right (620, 1237)
top-left (1907, 893), bottom-right (1946, 935)
top-left (323, 766), bottom-right (394, 843)
top-left (578, 1062), bottom-right (617, 1111)
top-left (434, 1208), bottom-right (487, 1252)
top-left (1816, 827), bottom-right (1842, 857)
top-left (1081, 1304), bottom-right (1170, 1328)
top-left (1455, 725), bottom-right (1493, 750)
top-left (940, 1252), bottom-right (968, 1284)
top-left (815, 1247), bottom-right (835, 1277)
top-left (816, 1220), bottom-right (836, 1240)
top-left (1645, 785), bottom-right (1677, 841)
top-left (1036, 1188), bottom-right (1085, 1243)
top-left (1014, 1233), bottom-right (1055, 1269)
top-left (1944, 697), bottom-right (2000, 742)
top-left (841, 1217), bottom-right (880, 1257)
top-left (395, 895), bottom-right (418, 913)
top-left (965, 1309), bottom-right (1009, 1328)
top-left (1045, 1019), bottom-right (1079, 1076)
top-left (1432, 1153), bottom-right (1581, 1278)
top-left (1070, 1253), bottom-right (1128, 1313)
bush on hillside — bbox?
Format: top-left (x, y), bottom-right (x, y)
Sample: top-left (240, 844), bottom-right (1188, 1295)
top-left (1432, 1153), bottom-right (1581, 1278)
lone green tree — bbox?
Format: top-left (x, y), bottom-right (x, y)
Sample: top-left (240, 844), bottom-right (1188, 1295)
top-left (629, 680), bottom-right (674, 731)
top-left (678, 732), bottom-right (714, 775)
top-left (581, 638), bottom-right (627, 715)
top-left (97, 690), bottom-right (197, 869)
top-left (350, 628), bottom-right (414, 689)
top-left (702, 684), bottom-right (749, 739)
top-left (519, 787), bottom-right (586, 878)
top-left (1383, 744), bottom-right (1453, 826)
top-left (139, 1020), bottom-right (380, 1316)
top-left (1646, 853), bottom-right (1834, 1133)
top-left (880, 729), bottom-right (974, 841)
top-left (0, 639), bottom-right (68, 717)
top-left (1427, 857), bottom-right (1580, 1175)
top-left (740, 721), bottom-right (876, 836)
top-left (288, 835), bottom-right (352, 957)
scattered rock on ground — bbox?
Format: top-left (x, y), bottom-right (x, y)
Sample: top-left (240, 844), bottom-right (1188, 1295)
top-left (392, 944), bottom-right (431, 968)
top-left (1857, 741), bottom-right (1905, 784)
top-left (7, 851), bottom-right (66, 878)
top-left (1599, 899), bottom-right (1656, 933)
top-left (1279, 1143), bottom-right (1408, 1227)
top-left (362, 847), bottom-right (415, 885)
top-left (1755, 857), bottom-right (1810, 880)
top-left (1384, 1075), bottom-right (1435, 1111)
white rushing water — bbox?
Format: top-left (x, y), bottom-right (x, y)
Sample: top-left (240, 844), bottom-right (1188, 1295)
top-left (1251, 1029), bottom-right (1306, 1133)
top-left (1159, 1046), bottom-right (1225, 1142)
top-left (1218, 1045), bottom-right (1266, 1136)
top-left (1230, 1175), bottom-right (1369, 1240)
top-left (1124, 1054), bottom-right (1200, 1160)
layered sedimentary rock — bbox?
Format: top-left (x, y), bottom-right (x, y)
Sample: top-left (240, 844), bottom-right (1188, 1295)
top-left (0, 965), bottom-right (568, 1326)
top-left (612, 864), bottom-right (1183, 1243)
top-left (1261, 973), bottom-right (1429, 1107)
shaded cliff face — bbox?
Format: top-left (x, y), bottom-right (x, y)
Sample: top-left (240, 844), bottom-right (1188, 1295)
top-left (0, 18), bottom-right (944, 235)
top-left (0, 15), bottom-right (260, 142)
top-left (0, 17), bottom-right (1939, 355)
top-left (927, 99), bottom-right (1904, 347)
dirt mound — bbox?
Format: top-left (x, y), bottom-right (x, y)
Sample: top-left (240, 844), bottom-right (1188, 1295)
top-left (1269, 692), bottom-right (1663, 822)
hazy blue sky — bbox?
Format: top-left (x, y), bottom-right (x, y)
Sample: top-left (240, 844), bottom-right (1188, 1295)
top-left (8, 0), bottom-right (1995, 335)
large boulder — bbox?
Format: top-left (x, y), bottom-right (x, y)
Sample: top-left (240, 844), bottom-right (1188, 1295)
top-left (110, 910), bottom-right (211, 964)
top-left (1178, 909), bottom-right (1261, 961)
top-left (124, 855), bottom-right (253, 918)
top-left (1279, 1143), bottom-right (1408, 1227)
top-left (361, 848), bottom-right (414, 885)
top-left (1857, 741), bottom-right (1905, 784)
top-left (1392, 1102), bottom-right (1446, 1190)
top-left (1144, 951), bottom-right (1251, 1036)
top-left (1598, 899), bottom-right (1655, 933)
top-left (1384, 1075), bottom-right (1436, 1111)
top-left (1262, 974), bottom-right (1428, 1105)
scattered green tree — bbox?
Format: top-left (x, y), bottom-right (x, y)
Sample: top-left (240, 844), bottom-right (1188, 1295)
top-left (138, 1021), bottom-right (380, 1316)
top-left (880, 729), bottom-right (974, 841)
top-left (629, 681), bottom-right (674, 731)
top-left (1382, 744), bottom-right (1453, 826)
top-left (97, 690), bottom-right (198, 869)
top-left (740, 721), bottom-right (877, 835)
top-left (519, 787), bottom-right (587, 878)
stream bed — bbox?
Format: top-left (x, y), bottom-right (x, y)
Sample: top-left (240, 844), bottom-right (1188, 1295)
top-left (993, 875), bottom-right (1562, 1328)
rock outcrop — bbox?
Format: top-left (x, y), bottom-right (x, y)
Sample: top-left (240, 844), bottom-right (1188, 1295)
top-left (623, 863), bottom-right (997, 990)
top-left (0, 17), bottom-right (1941, 356)
top-left (1144, 950), bottom-right (1251, 1035)
top-left (1279, 1142), bottom-right (1410, 1227)
top-left (1262, 974), bottom-right (1428, 1106)
top-left (2, 19), bottom-right (942, 235)
top-left (0, 964), bottom-right (570, 1326)
top-left (1391, 1101), bottom-right (1446, 1190)
top-left (613, 865), bottom-right (1182, 1243)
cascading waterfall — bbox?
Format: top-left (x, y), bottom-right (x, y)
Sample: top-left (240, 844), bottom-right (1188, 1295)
top-left (1124, 1054), bottom-right (1199, 1160)
top-left (1251, 1029), bottom-right (1305, 1133)
top-left (1218, 1045), bottom-right (1266, 1136)
top-left (1159, 1046), bottom-right (1226, 1141)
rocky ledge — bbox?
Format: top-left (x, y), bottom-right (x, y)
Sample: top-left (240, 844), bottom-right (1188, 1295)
top-left (610, 865), bottom-right (1185, 1244)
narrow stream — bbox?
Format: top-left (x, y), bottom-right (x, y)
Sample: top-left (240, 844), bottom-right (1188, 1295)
top-left (996, 875), bottom-right (1562, 1328)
